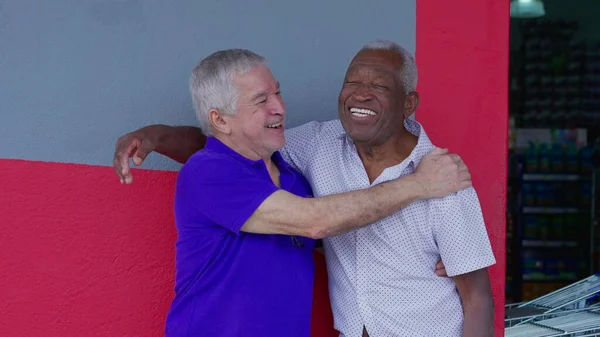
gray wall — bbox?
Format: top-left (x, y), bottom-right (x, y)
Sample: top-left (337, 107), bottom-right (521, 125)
top-left (0, 0), bottom-right (416, 170)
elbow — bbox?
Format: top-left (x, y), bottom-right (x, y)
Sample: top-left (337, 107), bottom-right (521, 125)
top-left (465, 294), bottom-right (494, 315)
top-left (287, 225), bottom-right (323, 240)
top-left (303, 218), bottom-right (330, 240)
top-left (306, 227), bottom-right (329, 240)
top-left (464, 296), bottom-right (495, 336)
top-left (302, 204), bottom-right (335, 240)
top-left (285, 197), bottom-right (347, 240)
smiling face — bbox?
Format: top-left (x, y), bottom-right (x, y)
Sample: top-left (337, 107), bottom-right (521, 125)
top-left (338, 49), bottom-right (418, 145)
top-left (210, 64), bottom-right (286, 159)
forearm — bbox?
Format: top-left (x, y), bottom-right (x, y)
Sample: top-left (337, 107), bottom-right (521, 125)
top-left (462, 297), bottom-right (494, 337)
top-left (154, 125), bottom-right (206, 164)
top-left (309, 175), bottom-right (425, 238)
top-left (454, 269), bottom-right (494, 337)
top-left (246, 175), bottom-right (425, 239)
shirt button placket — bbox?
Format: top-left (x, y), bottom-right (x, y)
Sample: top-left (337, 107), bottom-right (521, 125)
top-left (355, 230), bottom-right (373, 335)
top-left (350, 150), bottom-right (373, 335)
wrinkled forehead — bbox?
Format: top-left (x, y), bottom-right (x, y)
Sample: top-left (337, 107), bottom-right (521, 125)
top-left (235, 65), bottom-right (277, 91)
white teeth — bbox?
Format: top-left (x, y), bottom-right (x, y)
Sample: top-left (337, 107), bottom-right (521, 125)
top-left (266, 123), bottom-right (282, 129)
top-left (350, 107), bottom-right (376, 117)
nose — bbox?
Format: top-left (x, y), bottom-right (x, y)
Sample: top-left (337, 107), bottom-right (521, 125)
top-left (269, 93), bottom-right (286, 116)
top-left (351, 85), bottom-right (374, 102)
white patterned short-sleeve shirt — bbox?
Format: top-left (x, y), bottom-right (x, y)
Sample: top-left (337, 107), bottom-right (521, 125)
top-left (280, 118), bottom-right (496, 337)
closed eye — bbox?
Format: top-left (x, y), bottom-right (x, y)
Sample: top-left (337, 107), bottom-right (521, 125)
top-left (257, 91), bottom-right (281, 105)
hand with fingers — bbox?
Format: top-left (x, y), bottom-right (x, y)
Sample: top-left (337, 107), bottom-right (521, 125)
top-left (113, 126), bottom-right (160, 184)
top-left (414, 147), bottom-right (472, 198)
top-left (435, 260), bottom-right (447, 277)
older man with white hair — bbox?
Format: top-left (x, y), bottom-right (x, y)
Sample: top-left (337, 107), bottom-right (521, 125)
top-left (158, 48), bottom-right (471, 337)
top-left (115, 41), bottom-right (495, 337)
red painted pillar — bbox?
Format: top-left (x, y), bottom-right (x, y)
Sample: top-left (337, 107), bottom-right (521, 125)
top-left (417, 0), bottom-right (509, 335)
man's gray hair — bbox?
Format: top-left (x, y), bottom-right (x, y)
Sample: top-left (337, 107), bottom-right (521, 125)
top-left (189, 49), bottom-right (266, 136)
top-left (360, 40), bottom-right (418, 93)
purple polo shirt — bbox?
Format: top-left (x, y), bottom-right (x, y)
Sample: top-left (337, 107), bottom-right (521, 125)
top-left (165, 137), bottom-right (316, 337)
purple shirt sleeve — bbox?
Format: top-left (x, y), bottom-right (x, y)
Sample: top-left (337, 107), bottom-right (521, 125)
top-left (176, 154), bottom-right (280, 234)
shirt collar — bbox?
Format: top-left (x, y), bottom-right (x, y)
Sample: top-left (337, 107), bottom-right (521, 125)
top-left (404, 119), bottom-right (435, 168)
top-left (204, 137), bottom-right (291, 170)
top-left (338, 118), bottom-right (435, 168)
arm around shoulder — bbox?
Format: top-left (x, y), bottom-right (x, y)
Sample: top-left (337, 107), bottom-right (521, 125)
top-left (242, 174), bottom-right (426, 239)
top-left (243, 147), bottom-right (475, 239)
top-left (114, 124), bottom-right (206, 184)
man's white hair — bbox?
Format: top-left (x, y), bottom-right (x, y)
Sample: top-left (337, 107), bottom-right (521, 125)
top-left (189, 49), bottom-right (266, 136)
top-left (360, 40), bottom-right (418, 93)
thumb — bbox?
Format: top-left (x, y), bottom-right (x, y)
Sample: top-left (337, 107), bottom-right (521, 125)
top-left (133, 147), bottom-right (151, 166)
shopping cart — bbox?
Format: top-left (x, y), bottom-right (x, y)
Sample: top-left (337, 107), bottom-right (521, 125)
top-left (505, 274), bottom-right (600, 336)
top-left (505, 307), bottom-right (600, 336)
top-left (505, 145), bottom-right (600, 336)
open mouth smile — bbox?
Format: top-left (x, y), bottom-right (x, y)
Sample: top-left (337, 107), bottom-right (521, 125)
top-left (349, 107), bottom-right (377, 118)
top-left (265, 122), bottom-right (283, 129)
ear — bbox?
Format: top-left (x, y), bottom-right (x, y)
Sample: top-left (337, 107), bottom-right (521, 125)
top-left (403, 92), bottom-right (420, 119)
top-left (209, 109), bottom-right (232, 135)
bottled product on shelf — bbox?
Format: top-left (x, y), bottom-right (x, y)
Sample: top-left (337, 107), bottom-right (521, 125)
top-left (506, 131), bottom-right (597, 302)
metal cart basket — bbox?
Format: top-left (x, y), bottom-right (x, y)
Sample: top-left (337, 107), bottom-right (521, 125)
top-left (505, 274), bottom-right (600, 336)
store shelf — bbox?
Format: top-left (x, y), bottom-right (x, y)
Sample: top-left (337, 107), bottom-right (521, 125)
top-left (522, 240), bottom-right (579, 248)
top-left (506, 144), bottom-right (596, 303)
top-left (522, 207), bottom-right (583, 214)
top-left (523, 276), bottom-right (580, 282)
top-left (522, 173), bottom-right (590, 182)
top-left (506, 14), bottom-right (600, 306)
